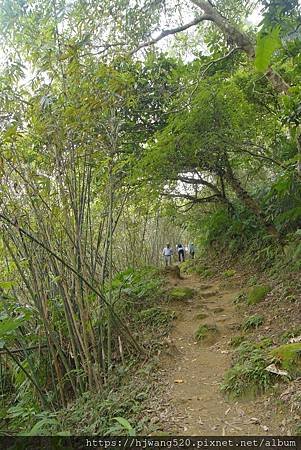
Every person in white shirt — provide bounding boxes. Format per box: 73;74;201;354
188;243;195;259
162;244;173;266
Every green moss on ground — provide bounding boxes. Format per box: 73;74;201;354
271;343;301;377
168;287;195;301
223;269;236;278
195;324;219;342
247;285;271;305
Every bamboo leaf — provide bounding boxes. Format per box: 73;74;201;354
255;27;281;72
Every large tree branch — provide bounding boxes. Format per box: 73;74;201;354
175;174;222;195
168;173;234;210
161;192;221;203
190;0;255;56
190;0;289;93
130;14;213;55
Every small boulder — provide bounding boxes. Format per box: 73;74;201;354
168;286;195;301
270;343;301;378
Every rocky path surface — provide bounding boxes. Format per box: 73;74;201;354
155;274;289;435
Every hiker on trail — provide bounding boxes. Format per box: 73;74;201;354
176;243;185;262
162;244;173;266
188;242;195;259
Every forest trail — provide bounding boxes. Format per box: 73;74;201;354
157;273;288;436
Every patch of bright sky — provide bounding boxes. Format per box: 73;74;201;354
246;4;263;26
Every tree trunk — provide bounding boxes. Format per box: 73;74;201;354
223;163;280;239
190;0;289;94
191;0;255;57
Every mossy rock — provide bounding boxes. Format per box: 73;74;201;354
168;287;195;301
271;343;301;378
213;307;224;313
247;285;271;305
195;324;219;343
195;312;209;320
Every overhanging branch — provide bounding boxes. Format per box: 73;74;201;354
161;192;221;203
130;14;213;55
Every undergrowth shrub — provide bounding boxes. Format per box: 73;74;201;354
230;335;246;348
136;308;175;328
242;314;264;331
58;362;156;435
221;341;273;398
110;267;163;302
281;327;301;343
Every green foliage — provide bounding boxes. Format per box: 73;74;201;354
255;26;281;72
247;285;271;305
0;0;300;435
200;269;214;278
194;206;266;256
180;259;199;274
106;417;135;436
22;414;60;436
242;314;264;331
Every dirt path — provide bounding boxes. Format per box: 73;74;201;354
156;274;289;435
